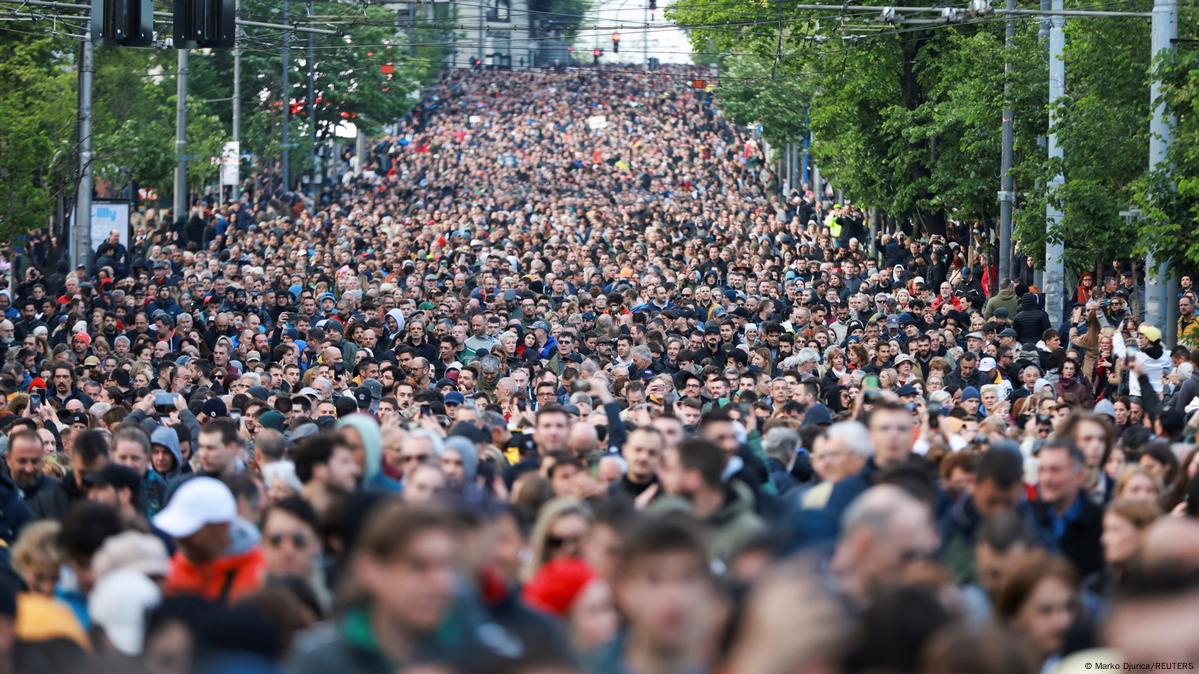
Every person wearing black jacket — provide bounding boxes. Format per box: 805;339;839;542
29;429;109;522
1032;440;1104;580
1013;292;1052;346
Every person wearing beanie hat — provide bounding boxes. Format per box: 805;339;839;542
258;410;287;433
522;558;617;652
959;386;981;418
201;397;229;420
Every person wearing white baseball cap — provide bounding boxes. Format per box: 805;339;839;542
152;477;267;603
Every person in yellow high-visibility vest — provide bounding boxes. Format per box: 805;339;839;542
825;204;842;240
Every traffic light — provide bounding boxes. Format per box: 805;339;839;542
173;0;236;49
648;0;656;9
592;48;601;64
612;31;620;52
91;0;154;47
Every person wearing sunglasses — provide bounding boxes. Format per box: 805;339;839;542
261;495;329;612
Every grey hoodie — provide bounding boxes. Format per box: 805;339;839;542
150;426;183;475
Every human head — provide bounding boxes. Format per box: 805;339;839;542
151;477;237;565
613;515;714;657
866;401;914;470
995;551;1078;661
351;502;461;635
196;418;241;475
261;496;321;579
1035;441;1085;513
830;485;938;604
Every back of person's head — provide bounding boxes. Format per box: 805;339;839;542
846;583;952;674
255;429;286;462
58;501;125;567
675;438;727;489
918;623;1037;674
291;433;337;484
977;447;1024;489
74;428;110;466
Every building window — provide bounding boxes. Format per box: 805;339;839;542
487;0;510;22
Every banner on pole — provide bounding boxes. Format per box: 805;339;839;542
220;141;240;187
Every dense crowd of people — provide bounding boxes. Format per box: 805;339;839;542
0;64;1198;674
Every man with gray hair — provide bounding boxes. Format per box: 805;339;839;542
763;426;802;497
829;484;939;605
802;420;870;510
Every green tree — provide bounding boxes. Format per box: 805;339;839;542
187;0;448;182
669;0;1166;272
1139;21;1199;269
0;33;77;237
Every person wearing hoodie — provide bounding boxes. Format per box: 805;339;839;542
1113;323;1172;399
150;426;185;476
1012;292;1052;346
983;280;1020;320
654;437;766;564
152;477;267;604
334;414;401;492
384;308;406;344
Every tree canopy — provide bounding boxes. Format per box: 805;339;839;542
668;0;1197;272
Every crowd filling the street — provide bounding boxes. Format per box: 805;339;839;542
1;65;1199;674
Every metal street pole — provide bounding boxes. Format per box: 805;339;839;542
642;2;648;65
1044;0;1066;323
998;0;1015;286
73;37;94;271
477;0;484;65
307;0;317;194
282;0;290;194
173;48;189;226
1146;0;1177;340
232;0;241;201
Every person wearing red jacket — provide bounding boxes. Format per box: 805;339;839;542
152;476;267;603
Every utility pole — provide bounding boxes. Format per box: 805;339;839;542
1044;0;1065;323
73;37;94;272
232;0;241;201
1146;0;1177;340
477;0;484;66
642;2;648;65
307;0;317;194
173;48;189;227
997;0;1015;286
281;0;290;194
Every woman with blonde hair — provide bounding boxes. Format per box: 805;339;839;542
1113;465;1163;503
11;520;63;596
523;497;593;581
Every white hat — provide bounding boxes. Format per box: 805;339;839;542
978;357;997;372
89;569;161;656
152;477;236;538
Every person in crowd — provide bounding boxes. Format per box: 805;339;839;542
152;477;267;603
0;64;1196;674
996;552;1080;674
